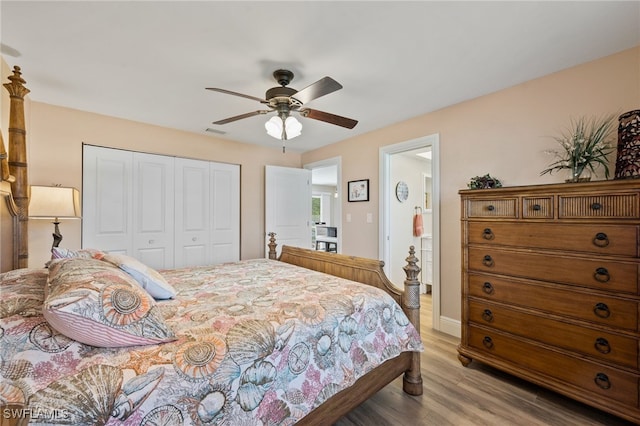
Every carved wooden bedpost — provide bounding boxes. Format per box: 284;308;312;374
402;245;423;395
267;232;278;260
0;131;14;182
4;66;30;268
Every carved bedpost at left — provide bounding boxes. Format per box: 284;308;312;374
4;66;30;268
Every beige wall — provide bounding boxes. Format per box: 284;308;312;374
302;46;640;324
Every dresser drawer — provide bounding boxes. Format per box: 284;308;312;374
468;274;639;330
469;301;638;368
522;196;554;219
468;247;639;294
468;222;638;257
468;325;639;406
465;198;517;218
559;193;639;218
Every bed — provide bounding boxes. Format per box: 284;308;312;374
0;66;423;425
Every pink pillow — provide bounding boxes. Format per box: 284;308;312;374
44;258;175;348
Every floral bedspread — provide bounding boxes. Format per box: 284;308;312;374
0;259;423;425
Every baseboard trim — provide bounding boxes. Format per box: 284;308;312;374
439;316;461;338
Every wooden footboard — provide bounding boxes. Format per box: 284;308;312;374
267;233;423;422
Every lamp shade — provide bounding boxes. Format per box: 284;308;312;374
265;116;283;139
29;185;81;219
265;116;302;140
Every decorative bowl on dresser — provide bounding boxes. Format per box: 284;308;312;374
459;180;640;423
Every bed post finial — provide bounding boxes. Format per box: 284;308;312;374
267;232;278;260
4;65;30;268
402;245;423;395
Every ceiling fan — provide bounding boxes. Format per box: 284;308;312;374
207;69;358;143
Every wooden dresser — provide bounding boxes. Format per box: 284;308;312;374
458;180;640;423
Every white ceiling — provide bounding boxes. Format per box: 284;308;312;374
1;1;638;153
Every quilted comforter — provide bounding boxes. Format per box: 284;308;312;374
0;258;423;425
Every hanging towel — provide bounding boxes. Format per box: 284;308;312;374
413;212;424;237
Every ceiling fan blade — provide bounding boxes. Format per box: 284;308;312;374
213;110;269;125
206;87;267;103
300;109;358;129
292;77;342;105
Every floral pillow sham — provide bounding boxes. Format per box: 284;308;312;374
44;258;175;347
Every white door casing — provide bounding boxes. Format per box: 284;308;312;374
379;134;441;331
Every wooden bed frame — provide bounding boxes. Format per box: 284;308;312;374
0;67;423;424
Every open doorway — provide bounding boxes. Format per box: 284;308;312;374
380;134;440;330
304;157;342;253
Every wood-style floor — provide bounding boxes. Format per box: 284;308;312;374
335;294;636;426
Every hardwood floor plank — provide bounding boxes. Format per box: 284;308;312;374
334;295;636;425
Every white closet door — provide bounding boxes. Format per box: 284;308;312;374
84;146;240;269
211;162;240;263
82;146;133;254
132;153;175;269
174;158;211;267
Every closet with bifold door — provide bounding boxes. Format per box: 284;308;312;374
82;145;239;269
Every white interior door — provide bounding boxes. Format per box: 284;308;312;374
265;165;311;257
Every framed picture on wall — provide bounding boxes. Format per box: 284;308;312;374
348;179;369;202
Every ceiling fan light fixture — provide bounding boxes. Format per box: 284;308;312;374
285;116;302;138
265;116;302;140
265;116;282;139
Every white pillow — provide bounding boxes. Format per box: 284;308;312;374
101;253;176;300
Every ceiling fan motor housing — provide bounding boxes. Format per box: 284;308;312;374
265;86;297;101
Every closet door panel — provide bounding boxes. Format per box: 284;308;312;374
82;146;133;254
84;147;240;269
211;163;240;264
175;158;211;267
133;153;175;269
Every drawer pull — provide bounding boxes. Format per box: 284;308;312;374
592;232;610;248
591;202;602;211
482;336;494;349
482;309;494;322
482;282;494;294
594;267;610;283
594;337;611;354
593;302;611;318
482;255;494;267
482;228;494;240
594;373;611;390
486;205;495;211
532;204;541;211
